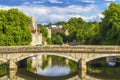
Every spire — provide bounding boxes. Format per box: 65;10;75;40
31;16;37;33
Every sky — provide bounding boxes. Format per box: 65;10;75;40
0;0;120;24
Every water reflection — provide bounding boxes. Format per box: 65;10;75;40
0;63;8;77
87;56;120;80
1;56;120;80
36;66;70;76
27;55;77;77
16;68;79;80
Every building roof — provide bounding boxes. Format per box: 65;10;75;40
52;28;66;33
30;26;41;33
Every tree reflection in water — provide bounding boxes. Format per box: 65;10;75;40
87;57;120;80
26;55;77;77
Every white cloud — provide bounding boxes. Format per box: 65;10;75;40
0;4;102;24
33;1;45;4
105;0;115;2
81;13;104;22
22;1;45;6
48;0;63;3
98;14;104;18
0;6;11;10
82;0;95;4
105;0;115;7
23;2;30;5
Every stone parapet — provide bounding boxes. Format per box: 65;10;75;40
0;45;120;53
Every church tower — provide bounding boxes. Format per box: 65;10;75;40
30;16;42;45
31;16;37;33
47;28;51;38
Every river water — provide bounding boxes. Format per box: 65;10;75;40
0;55;120;80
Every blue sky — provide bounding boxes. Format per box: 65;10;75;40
0;0;120;24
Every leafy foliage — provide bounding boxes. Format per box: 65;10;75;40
100;3;120;45
51;3;120;45
40;26;48;38
51;30;63;45
0;8;32;46
3;3;119;45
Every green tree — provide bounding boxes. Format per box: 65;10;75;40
40;26;48;38
100;3;120;45
0;8;32;46
57;32;67;43
52;35;63;45
66;17;88;44
46;37;52;44
51;30;63;45
85;22;100;45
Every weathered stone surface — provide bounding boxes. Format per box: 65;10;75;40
0;45;120;80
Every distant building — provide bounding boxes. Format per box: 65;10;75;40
30;16;42;46
49;25;62;28
30;18;69;45
51;28;69;36
48;25;69;35
47;27;52;38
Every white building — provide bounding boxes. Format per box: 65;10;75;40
49;25;62;28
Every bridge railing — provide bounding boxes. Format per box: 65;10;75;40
0;45;120;53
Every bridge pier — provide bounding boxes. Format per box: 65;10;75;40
9;60;17;70
78;58;86;79
8;59;17;79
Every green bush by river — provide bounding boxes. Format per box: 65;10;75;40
0;63;7;77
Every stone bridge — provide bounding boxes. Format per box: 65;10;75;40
0;45;120;79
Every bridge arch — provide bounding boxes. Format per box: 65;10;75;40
16;52;78;62
0;57;7;63
86;53;120;62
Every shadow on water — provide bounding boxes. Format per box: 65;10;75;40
87;57;120;80
15;55;120;80
16;68;78;80
16;54;80;80
87;73;120;80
